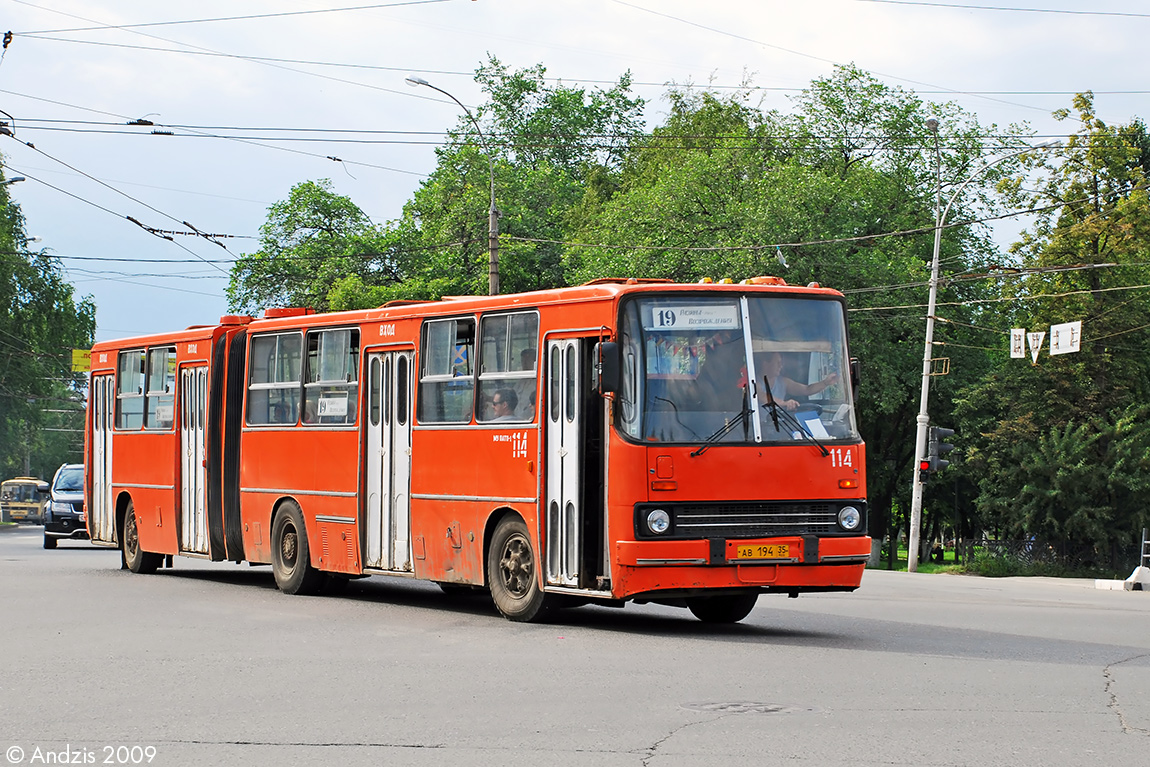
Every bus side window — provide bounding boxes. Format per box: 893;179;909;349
418;318;475;424
247;333;303;426
145;346;176;429
116;349;145;430
477;311;538;424
303;328;360;426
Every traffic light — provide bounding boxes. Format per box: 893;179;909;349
927;426;955;473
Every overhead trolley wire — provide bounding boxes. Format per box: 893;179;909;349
13;0;457;35
16;34;1150;98
857;0;1150;19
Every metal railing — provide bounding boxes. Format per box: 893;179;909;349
955;538;1141;574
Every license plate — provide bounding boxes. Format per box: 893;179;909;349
736;544;790;560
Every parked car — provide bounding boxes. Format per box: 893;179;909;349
43;464;87;549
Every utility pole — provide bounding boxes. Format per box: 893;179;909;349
908;117;943;573
907;123;1058;572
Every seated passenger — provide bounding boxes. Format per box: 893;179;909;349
491;388;519;421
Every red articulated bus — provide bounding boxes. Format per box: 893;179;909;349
85;277;869;623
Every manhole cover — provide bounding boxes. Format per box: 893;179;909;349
681;702;817;715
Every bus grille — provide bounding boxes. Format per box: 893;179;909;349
675;503;837;537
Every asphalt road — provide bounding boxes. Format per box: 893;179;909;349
1;524;1147;767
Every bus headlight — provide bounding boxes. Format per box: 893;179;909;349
646;509;671;535
837;506;862;531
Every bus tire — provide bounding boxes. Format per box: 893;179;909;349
686;592;759;623
123;500;162;574
42;533;57;549
271;501;324;595
488;515;551;622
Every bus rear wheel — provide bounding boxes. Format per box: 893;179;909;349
686;592;759;623
488;516;550;622
122;500;162;574
271;502;324;595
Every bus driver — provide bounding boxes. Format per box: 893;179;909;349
761;351;837;412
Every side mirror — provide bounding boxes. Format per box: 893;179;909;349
849;358;860;403
37;482;50;494
593;341;620;394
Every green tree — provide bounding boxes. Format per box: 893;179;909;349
0;168;95;479
226;179;388;314
958;93;1150;553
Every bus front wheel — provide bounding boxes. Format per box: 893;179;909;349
488;516;550;622
686;592;759;623
271;502;324;595
122;500;162;574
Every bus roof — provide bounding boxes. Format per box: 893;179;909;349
90;276;845;352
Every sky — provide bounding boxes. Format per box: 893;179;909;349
0;0;1145;343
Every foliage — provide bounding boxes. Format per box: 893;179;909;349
955;93;1150;551
0;166;95;478
226;179;385;313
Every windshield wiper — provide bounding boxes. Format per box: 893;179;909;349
762;379;829;456
691;388;751;457
768;404;831;457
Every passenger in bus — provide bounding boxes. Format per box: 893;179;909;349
520;348;536;371
491;388;519;421
760;351;837;412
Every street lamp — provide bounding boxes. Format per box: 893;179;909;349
2;176;25;185
405;75;500;295
906;123;1058;572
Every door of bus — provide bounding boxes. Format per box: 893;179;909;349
89;374;116;544
364;351;414;571
545;339;584;587
179;366;209;555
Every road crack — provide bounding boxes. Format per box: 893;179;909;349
1104;653;1150;735
641;717;723;767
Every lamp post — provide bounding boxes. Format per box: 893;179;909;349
405;75;499;295
906;123;1058;572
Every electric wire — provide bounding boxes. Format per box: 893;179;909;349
610;0;1051;114
857;0;1150;19
1;163;232;272
14;1;456;35
14;33;1150;99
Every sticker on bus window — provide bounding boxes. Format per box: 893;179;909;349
644;305;739;331
317;395;349;417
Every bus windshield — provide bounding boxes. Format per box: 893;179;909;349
617;294;859;445
1;481;39;502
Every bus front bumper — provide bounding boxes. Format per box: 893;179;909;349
611;535;871;597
